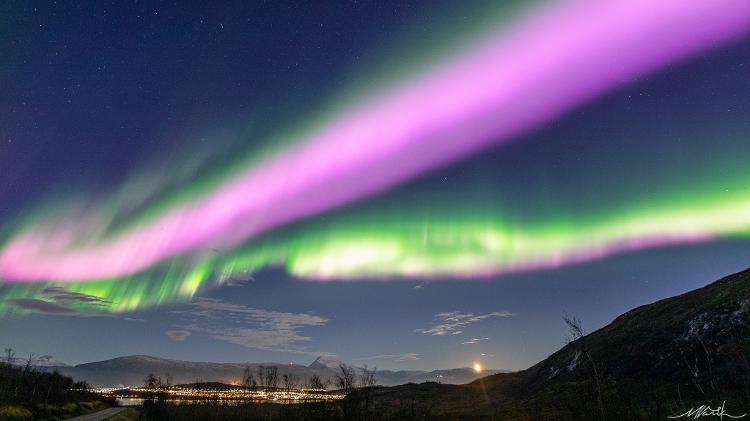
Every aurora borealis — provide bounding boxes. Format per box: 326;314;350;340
1;0;750;323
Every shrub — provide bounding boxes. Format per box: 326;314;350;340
0;405;33;421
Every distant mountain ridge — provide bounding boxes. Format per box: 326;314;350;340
45;354;506;387
308;355;347;370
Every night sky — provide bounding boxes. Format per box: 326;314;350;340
1;1;749;371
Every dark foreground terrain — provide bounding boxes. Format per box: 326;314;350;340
137;400;338;421
0;363;115;420
136;268;750;420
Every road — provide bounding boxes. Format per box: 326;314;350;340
64;407;128;421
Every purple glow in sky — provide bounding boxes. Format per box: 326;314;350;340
2;0;749;282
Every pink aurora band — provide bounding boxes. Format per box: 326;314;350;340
2;0;750;282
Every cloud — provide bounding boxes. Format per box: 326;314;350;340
182;298;327;329
174;298;328;353
41;287;111;306
203;328;309;349
397;352;421;362
354;352;421;362
416;311;513;336
6;298;80;315
461;337;489;345
4;287;118;317
165;330;191;341
219;272;255;287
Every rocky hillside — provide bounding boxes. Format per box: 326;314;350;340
348;268;750;420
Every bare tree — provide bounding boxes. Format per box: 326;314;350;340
164;373;173;388
144;373;159;389
359;364;378;388
257;366;266;390
358;363;379;413
24;353;35;372
266;366;279;389
564;313;604;420
4;347;14;366
335;363;356;395
282;373;300;391
307;374;328;391
242;364;257;388
563;314;584;344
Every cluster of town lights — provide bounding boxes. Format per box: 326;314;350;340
97;386;344;403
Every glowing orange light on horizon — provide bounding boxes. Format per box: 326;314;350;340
473;362;482;373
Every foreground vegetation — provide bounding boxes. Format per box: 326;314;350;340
138;399;339;421
105;407;140;421
0;353;114;420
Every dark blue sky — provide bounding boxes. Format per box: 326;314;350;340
0;0;482;213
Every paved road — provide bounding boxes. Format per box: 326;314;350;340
64;407;128;421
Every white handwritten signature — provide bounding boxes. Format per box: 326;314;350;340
668;401;747;420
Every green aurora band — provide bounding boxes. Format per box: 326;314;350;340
2;126;750;315
1;0;749;315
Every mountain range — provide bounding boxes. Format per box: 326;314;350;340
38;354;505;388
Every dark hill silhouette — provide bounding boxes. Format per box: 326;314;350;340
347;268;750;420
